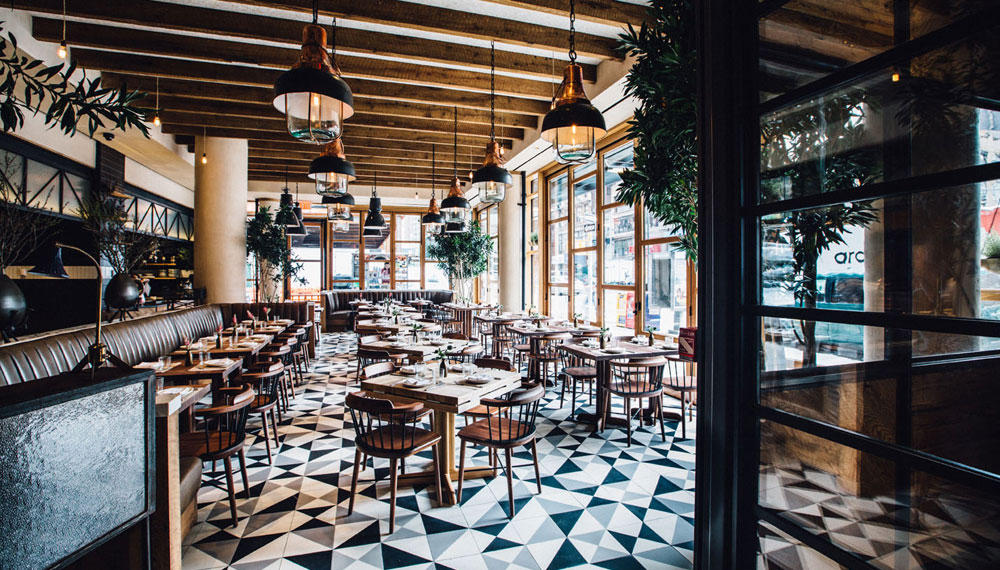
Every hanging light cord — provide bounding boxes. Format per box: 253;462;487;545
61;0;66;42
155;77;159;111
312;0;319;24
431;144;436;197
453;106;458;178
489;41;496;142
568;0;577;64
330;17;337;67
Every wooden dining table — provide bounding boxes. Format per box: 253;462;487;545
508;322;600;379
360;338;477;363
154;357;243;400
559;340;681;430
360;368;523;504
440;302;490;337
356;319;442;335
169;334;272;361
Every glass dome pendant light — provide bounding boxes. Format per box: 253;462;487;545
441;107;471;233
323;192;354;232
421;144;446;229
472;41;512;204
540;0;606;164
309;139;355;196
273;3;354;143
286;182;308;236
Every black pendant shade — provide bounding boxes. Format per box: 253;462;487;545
28;246;70;279
321;192;355;205
275;190;298;227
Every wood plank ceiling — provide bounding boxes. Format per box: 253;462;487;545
20;0;645;190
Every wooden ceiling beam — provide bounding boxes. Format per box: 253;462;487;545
161;123;510;150
158;110;519;141
249;151;464;173
94;64;550;116
250;173;439;189
249;169;452;186
245;138;480;160
37;21;557;99
23;0;589;79
476;0;647;28
151;95;536;130
216;0;621;60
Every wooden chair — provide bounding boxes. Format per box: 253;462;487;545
180;386;254;527
473;357;515;372
457;382;545;516
603;357;669;446
344;392;444;533
558;343;597;418
241;362;284;464
664;356;697;439
528;332;571;386
257;344;293;416
443;332;483;363
355;346;409;383
491;320;519;359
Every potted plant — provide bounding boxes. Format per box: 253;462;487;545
0;154;59;339
983;232;1000;274
529;232;539;248
410;322;424;344
435;346;451;378
78;186;159;311
246;205;305;303
645;326;657;346
425;220;494;304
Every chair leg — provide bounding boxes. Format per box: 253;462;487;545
261;412;273;464
361;453;368;471
400;457;406;475
270;409;280;448
680;393;687;440
625;397;633;447
432;444;444;507
504;448;515;517
223;456;238;527
658;396;667;442
456;440;467;504
238;448;251;499
571;377;578;418
559;373;566;406
348;448;361;516
530;439;542;495
388;457;398;533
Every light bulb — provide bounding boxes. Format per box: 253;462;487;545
201;153;207;165
153;115;161;126
57;41;67;59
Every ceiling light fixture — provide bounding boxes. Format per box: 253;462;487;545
472;41;512;204
153;77;161;126
273;4;353;143
200;125;208;164
286;182;307;236
57;0;67;59
309;139;355;196
441;107;470;233
362;172;385;236
323;192;354;232
541;0;606;164
422;144;445;229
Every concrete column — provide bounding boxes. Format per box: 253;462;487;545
498;176;524;310
193;136;248;303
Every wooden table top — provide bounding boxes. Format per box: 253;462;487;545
154;357;243;378
170;335;272;358
474;313;528;323
441;303;490;312
508;323;600;336
360;369;522;413
361;339;476;359
559;341;679;361
155;383;210;417
357;320;442;334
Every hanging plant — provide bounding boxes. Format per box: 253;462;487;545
0;25;150;136
615;0;698;262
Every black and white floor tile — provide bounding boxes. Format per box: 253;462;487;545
181;333;698;570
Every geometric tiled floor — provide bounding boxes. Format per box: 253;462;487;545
182;333;697;569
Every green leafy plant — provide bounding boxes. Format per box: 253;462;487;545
425;220;494;300
984;232;1000;259
616;0;698;262
78;185;159;274
0;25;150;137
246;205;304;302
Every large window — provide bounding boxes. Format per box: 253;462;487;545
475;205;500;305
288;223;323;302
537;138;691;335
392;214;421;289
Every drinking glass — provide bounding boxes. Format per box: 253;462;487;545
198;350;206;365
461;362;475;377
157;355;171;370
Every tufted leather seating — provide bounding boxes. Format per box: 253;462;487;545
0;302;315;386
321;289;454;332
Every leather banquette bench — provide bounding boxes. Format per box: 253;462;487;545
321;289;453;332
0;301;314;541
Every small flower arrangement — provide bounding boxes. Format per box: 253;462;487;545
263;306;271;322
599;326;610;349
572;312;583;327
645;326;657;346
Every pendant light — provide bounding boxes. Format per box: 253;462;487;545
286;183;307;236
152;77;161;126
362;173;385;236
57;0;67;59
421;144;445;229
541;0;606;164
273;5;354;143
275;168;299;227
472;42;512;204
200;125;208;165
309;139;355;195
323;193;354;232
441;107;470;233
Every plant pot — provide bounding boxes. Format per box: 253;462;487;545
982;258;1000;275
0;274;27;332
105;273;140;309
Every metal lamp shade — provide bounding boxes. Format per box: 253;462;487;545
362;226;383;237
309;144;356;196
104;273;141;310
422;211;445;227
445;220;467;233
472;164;512;203
321;192;355;206
541;63;607;164
28;246;70;279
272;24;354;144
275;192;298;226
363;196;385;229
440;194;471;211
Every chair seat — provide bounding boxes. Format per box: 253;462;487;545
514;344;530;352
458;417;536;448
665;376;697;391
357;425;440;456
250;394;278;411
449;345;484;357
564;366;597;378
462;403;499;419
179;430;244;460
607;381;663;399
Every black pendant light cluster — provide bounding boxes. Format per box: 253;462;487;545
421;144;445;229
275;169;306;236
541;0;606;164
471;42;512;204
441;107;472;233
